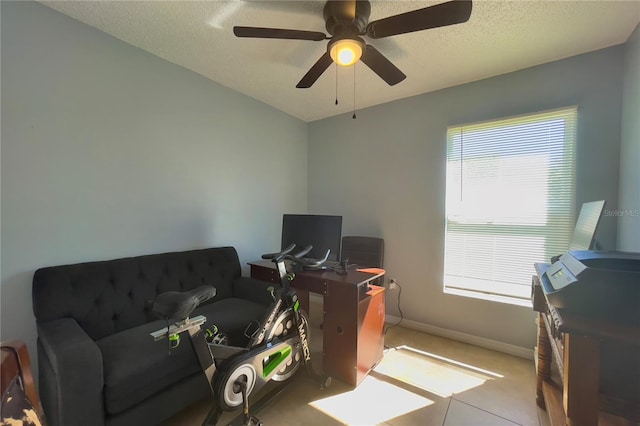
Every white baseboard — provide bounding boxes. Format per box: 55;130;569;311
385;314;534;360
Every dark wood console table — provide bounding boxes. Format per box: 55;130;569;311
249;260;386;387
532;263;640;426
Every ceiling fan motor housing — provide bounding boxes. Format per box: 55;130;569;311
324;0;371;37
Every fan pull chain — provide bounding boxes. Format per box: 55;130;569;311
352;64;357;119
335;63;339;105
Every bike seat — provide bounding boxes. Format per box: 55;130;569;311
152;285;216;321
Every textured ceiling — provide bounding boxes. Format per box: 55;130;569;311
40;1;639;122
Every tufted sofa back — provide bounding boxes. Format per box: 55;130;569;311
33;247;242;341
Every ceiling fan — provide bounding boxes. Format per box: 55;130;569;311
233;0;473;89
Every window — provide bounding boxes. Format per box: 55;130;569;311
444;107;577;306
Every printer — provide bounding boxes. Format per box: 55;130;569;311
541;250;640;319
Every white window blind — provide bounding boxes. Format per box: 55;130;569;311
444;107;577;305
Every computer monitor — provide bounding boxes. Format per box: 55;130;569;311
568;200;606;250
281;214;342;262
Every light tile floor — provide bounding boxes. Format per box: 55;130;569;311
163;317;546;426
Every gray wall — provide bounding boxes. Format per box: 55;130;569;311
618;24;640;251
1;1;307;358
308;46;625;350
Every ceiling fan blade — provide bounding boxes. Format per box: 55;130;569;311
366;0;472;39
233;26;326;41
296;52;334;88
360;45;406;86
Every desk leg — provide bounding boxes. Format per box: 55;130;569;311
536;313;552;409
322;282;358;386
563;333;600;426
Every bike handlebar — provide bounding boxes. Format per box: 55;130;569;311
261;244;330;268
291;245;312;258
286;248;330;267
261;243;296;259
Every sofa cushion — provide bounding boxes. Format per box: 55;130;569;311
97;320;198;415
97;297;269;415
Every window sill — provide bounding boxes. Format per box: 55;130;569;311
444;287;533;308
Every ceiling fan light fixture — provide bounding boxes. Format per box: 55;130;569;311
329;38;364;66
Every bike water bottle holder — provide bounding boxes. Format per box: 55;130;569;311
244;320;261;339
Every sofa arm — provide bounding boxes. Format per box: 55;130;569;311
233;277;278;306
37;318;104;426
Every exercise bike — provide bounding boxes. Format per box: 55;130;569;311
150;244;331;425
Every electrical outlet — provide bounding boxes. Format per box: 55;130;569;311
389;278;398;290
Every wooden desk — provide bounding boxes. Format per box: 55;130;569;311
532;263;640;426
249;260;386;387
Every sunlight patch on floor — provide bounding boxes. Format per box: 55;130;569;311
374;345;503;398
309;375;433;425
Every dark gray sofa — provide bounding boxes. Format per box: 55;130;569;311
32;247;274;426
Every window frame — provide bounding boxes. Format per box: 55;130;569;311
443;107;578;306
